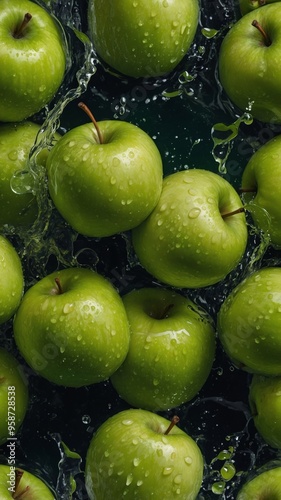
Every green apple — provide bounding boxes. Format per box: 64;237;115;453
88;0;199;78
132;169;247;289
236;465;281;499
0;235;24;325
249;374;281;448
0;348;28;446
0;0;66;123
85;408;204;500
0;465;55;499
0;121;60;228
217;267;281;375
13;267;130;387
239;0;280;16
219;4;281;123
110;287;216;411
241;134;281;248
47;108;163;237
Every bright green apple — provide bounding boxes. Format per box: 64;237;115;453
0;235;24;325
241;134;281;248
217;267;281;375
219;4;281;123
85;408;204;500
236;465;281;499
47;112;163;237
0;465;56;499
110;287;216;411
0;121;60;228
13;267;130;387
239;0;280;16
249;374;281;448
88;0;199;78
0;0;66;123
132;169;247;288
0;348;28;446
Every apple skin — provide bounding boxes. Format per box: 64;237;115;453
87;0;199;78
219;4;281;123
236;465;281;499
249;374;281;449
110;287;216;411
0;235;24;325
0;121;60;228
132;169;247;289
0;348;28;446
217;267;281;375
47;120;163;237
241;135;281;248
13;267;130;387
85;408;204;500
0;465;56;499
0;0;66;123
239;0;280;16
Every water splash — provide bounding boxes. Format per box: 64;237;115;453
51;434;83;500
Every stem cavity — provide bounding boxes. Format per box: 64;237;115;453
14;13;32;39
55;277;63;295
78;102;103;144
252;19;271;47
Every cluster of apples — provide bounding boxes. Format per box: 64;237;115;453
1;0;281;498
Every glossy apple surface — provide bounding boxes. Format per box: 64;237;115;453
249;374;281;448
239;0;280;16
47;119;163;237
0;348;28;445
241;135;281;248
13;267;130;387
132;169;247;288
0;0;66;122
0;121;60;228
0;235;24;325
217;267;281;375
88;0;199;78
85;408;204;500
219;4;281;123
0;465;55;499
111;287;216;411
237;466;281;499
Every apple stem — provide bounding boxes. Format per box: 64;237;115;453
78;102;103;144
239;187;257;193
252;20;271;47
55;277;63;294
14;13;32;39
164;415;180;435
159;303;175;319
12;470;30;499
221;207;245;219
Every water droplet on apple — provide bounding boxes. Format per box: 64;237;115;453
59;346;65;353
126;473;133;486
162;466;173;476
50;318;57;324
68;141;75;148
157;219;163;226
137;480;143;487
132;438;138;445
63;303;74;314
133;457;140;467
77;334;82;341
153;378;159;386
83;153;90;162
188;207;201;219
8;150;19;161
173;474;182;484
122;419;133;426
184;456;193;465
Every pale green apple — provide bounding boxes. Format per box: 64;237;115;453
0;348;28;446
88;0;199;78
219;4;281;123
85;408;204;500
111;287;216;411
0;465;56;499
249;374;281;448
0;235;24;325
47;118;163;237
217;267;281;375
237;466;281;499
241;134;281;248
0;121;60;228
0;0;66;122
132;169;247;288
239;0;280;16
13;267;130;387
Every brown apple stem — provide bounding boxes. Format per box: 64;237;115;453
78;102;103;144
14;485;30;499
164;416;180;435
252;20;271;46
160;303;175;319
221;207;245;219
13;470;30;499
239;187;257;193
259;0;266;5
55;277;63;295
14;13;32;39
